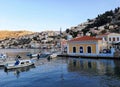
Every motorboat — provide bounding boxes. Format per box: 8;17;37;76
39;53;51;59
0;53;7;66
27;53;39;58
0;53;7;59
4;59;34;70
50;53;58;59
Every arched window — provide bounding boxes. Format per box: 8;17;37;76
87;46;91;53
80;46;83;53
109;37;111;41
73;47;76;53
113;37;115;41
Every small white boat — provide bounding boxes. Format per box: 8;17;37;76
5;59;34;70
0;53;7;59
32;54;38;57
50;53;57;59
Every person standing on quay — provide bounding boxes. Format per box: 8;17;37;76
37;52;41;59
37;54;39;60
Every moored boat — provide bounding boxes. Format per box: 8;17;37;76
0;53;7;59
50;53;57;59
27;53;40;58
4;59;34;70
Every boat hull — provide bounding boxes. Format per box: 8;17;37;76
5;63;34;70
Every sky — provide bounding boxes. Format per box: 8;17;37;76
0;0;120;32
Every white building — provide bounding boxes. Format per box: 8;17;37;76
97;33;120;49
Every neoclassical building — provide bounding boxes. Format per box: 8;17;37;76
67;36;106;56
97;33;120;49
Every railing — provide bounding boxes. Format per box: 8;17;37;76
68;53;114;57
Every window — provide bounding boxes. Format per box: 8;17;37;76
73;47;76;53
21;62;24;64
109;38;111;41
113;37;115;41
117;37;119;41
80;47;83;53
104;37;107;41
87;46;91;53
26;61;29;63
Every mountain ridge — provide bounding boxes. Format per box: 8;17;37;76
0;30;34;39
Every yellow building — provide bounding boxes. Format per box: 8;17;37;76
67;36;105;56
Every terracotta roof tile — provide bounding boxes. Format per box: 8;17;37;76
69;36;102;42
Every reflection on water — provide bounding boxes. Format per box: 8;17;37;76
4;65;35;78
68;58;120;78
67;58;120;87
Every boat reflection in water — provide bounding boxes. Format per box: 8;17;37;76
68;58;120;78
4;65;35;78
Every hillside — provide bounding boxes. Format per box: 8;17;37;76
0;30;61;49
0;30;34;39
65;7;120;37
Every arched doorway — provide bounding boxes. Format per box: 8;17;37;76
80;47;83;53
73;47;76;53
87;46;91;53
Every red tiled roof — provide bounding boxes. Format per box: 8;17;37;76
69;36;102;42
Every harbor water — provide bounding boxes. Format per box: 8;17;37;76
0;49;120;87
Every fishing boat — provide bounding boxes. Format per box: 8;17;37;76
4;59;34;70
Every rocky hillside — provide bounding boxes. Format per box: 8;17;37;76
0;7;120;48
0;30;61;49
65;7;120;37
0;30;34;39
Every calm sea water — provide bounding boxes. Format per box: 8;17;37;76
0;49;120;87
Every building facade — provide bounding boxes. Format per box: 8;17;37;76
97;33;120;49
67;36;105;56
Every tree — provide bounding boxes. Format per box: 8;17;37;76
87;19;93;22
115;7;119;13
104;25;109;29
33;37;37;41
90;32;97;36
101;30;107;34
72;31;78;38
81;28;89;35
66;29;70;33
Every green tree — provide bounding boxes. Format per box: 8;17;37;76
101;30;107;34
66;29;70;33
